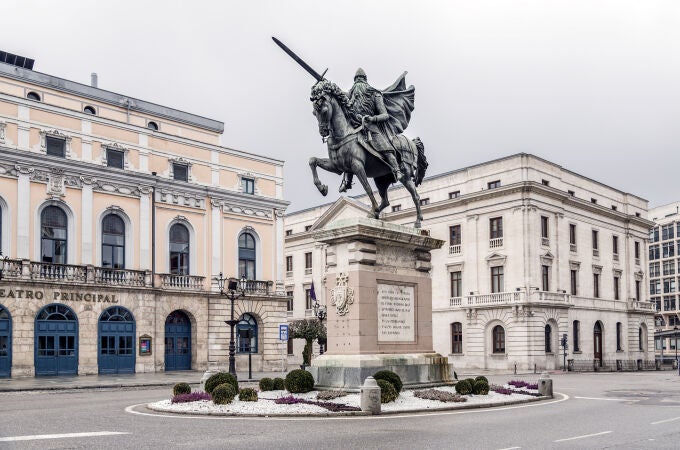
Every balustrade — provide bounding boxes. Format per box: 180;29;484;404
449;244;461;255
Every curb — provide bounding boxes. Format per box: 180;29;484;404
145;394;551;418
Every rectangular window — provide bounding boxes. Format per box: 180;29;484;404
490;217;503;239
650;279;660;295
304;225;312;232
305;288;313;310
491;266;504;293
450;271;462;298
449;191;460;199
286;256;293;272
634;241;640;259
569;224;577;245
650;245;660;260
635;280;641;301
662;224;675;241
487;180;501;189
106;148;124;169
573;321;580;352
664;242;675;258
541;216;549;239
650;227;659;243
241;177;255;194
593;273;600;298
304;252;312;269
611;205;617;211
568;190;575;196
664;277;676;293
286;291;294;312
391;205;401;212
285;229;292;236
542;265;549;291
663;260;675;276
173;163;188;182
420;198;430;206
612;235;619;255
663;295;676;311
541;179;550;186
449;225;461;246
616;323;622;351
451;322;463;354
650;262;660;277
287;337;294;355
45;135;66;157
591;198;597;204
614;276;620;300
570;270;578;295
592;230;599;250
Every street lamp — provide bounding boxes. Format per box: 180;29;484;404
312;299;327;355
216;272;247;378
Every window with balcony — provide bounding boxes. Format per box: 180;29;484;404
173;163;188;182
664;242;676;258
46;135;66;157
662;224;675;241
304;252;312;275
487;180;501;189
41;206;68;264
450;271;462;298
449;191;460;199
449;225;461;255
451;322;462;354
616;322;623;351
106;148;124;169
492;325;505;353
573;320;580;352
491;266;504;293
541;216;549;246
489;217;503;248
593;273;600;298
241;177;255;194
542;265;550;291
545;324;552;353
102;214;125;269
613;276;620;300
238;232;256;280
570;269;578;295
169;223;190;275
650;245;660;260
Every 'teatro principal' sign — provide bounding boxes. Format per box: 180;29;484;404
0;288;119;303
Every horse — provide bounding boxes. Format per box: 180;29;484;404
308;80;427;228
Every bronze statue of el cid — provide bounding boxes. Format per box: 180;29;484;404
273;37;428;227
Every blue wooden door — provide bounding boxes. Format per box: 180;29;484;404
98;307;135;374
35;304;78;376
165;311;191;371
0;305;11;378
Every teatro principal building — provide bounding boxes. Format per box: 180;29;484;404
0;53;289;378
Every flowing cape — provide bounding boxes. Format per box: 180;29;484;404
381;71;415;136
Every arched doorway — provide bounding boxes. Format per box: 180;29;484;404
165;311;191;371
98;306;135;374
593;321;603;367
35;304;78;376
0;305;11;378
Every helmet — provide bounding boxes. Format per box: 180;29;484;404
354;67;367;81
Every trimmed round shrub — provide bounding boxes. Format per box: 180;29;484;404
238;387;258;402
205;372;238;396
212;383;237;405
172;382;191;396
473;380;489;395
474;375;488;384
272;377;285;390
373;370;403;393
284;369;315;393
259;377;274;391
454;379;473;395
377;379;398;403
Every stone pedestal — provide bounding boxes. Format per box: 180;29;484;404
310;217;450;390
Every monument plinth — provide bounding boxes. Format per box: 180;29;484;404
310;217;450;390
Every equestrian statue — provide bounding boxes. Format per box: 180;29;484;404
273;37;428;227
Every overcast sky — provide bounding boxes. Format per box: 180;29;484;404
2;1;679;212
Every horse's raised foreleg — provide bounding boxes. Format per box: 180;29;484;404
309;157;341;197
351;162;380;217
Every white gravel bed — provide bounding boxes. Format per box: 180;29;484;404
148;386;541;416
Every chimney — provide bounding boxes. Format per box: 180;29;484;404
91;72;98;88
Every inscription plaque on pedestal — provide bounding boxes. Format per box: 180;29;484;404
377;283;415;342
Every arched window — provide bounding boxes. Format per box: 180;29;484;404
169;223;190;275
238;232;256;280
451;322;462;354
492;325;505;354
36;304;76;321
236;313;258;353
83;106;96;115
41;206;67;264
102;214;125;269
26;91;41;101
147;121;158;131
100;306;133;322
545;324;552;353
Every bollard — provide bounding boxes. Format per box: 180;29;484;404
360;376;381;414
538;372;553;398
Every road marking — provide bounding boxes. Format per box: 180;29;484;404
553;431;612;443
574;396;637;402
651;416;680;425
0;431;130;442
125;392;569;422
497;447;521;450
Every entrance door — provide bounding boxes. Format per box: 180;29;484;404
0;305;11;378
594;321;603;366
98;306;135;374
165;311;191;371
35;304;78;376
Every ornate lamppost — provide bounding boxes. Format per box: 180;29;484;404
312;299;327;355
216;272;246;378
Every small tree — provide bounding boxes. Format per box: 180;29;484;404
289;319;326;366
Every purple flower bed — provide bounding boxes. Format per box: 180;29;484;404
508;380;538;389
171;391;212;404
492;386;542;397
274;395;361;412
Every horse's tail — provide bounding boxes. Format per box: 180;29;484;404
413;137;428;186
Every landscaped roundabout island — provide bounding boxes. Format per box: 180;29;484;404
148;370;551;417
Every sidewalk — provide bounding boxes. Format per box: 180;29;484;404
0;370;288;392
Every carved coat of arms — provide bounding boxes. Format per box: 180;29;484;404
331;272;354;316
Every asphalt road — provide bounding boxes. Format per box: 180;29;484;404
2;371;680;449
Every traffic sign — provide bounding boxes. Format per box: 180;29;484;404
279;324;289;341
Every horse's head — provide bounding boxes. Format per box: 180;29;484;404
311;81;333;139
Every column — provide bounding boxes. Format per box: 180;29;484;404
81;120;92;161
15;166;33;259
80;176;95;264
211;199;221;281
139;187;151;269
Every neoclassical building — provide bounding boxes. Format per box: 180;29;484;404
0;54;289;378
284;154;655;371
